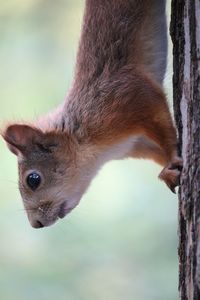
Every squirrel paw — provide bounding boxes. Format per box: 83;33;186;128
158;157;183;193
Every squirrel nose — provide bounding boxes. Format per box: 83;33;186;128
32;220;44;229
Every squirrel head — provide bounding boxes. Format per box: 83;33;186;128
2;124;91;228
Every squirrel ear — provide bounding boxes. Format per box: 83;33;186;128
2;124;44;156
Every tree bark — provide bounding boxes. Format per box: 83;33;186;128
170;1;200;299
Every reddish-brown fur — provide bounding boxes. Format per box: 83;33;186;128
1;0;182;228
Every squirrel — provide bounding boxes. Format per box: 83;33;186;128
2;0;182;228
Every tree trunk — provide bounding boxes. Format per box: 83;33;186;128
170;0;200;299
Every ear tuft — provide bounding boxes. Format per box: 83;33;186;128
2;124;43;156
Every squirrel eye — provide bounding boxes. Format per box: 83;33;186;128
26;172;41;191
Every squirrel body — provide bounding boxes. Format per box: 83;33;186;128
2;0;182;228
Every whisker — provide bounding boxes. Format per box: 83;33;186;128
16;208;36;213
3;186;20;191
0;178;18;183
55;222;69;234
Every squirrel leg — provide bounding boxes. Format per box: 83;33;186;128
158;157;182;193
126;134;182;193
119;70;183;192
141;101;182;193
127;136;168;166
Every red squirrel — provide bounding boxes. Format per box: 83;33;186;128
2;0;182;228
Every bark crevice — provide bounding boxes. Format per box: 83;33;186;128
171;1;200;299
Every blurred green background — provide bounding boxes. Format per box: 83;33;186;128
0;1;178;300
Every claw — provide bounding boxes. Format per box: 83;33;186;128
159;156;182;193
168;184;176;194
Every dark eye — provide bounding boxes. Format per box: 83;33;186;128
26;172;41;191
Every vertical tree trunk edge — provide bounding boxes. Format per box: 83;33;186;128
170;1;200;299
